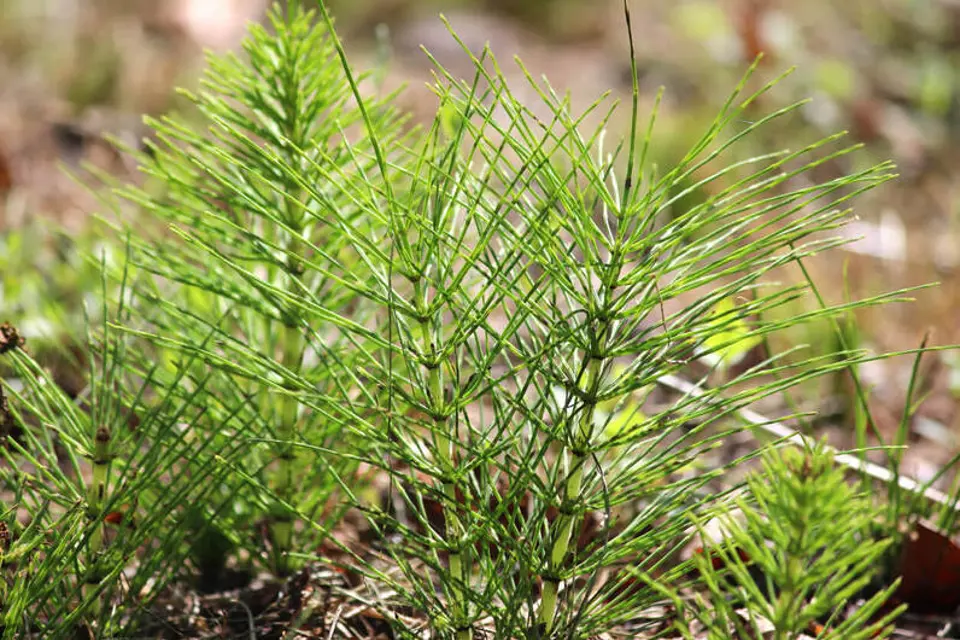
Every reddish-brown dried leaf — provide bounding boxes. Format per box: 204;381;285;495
104;508;136;529
892;519;960;614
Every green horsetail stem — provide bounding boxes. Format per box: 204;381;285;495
84;426;112;614
270;226;307;575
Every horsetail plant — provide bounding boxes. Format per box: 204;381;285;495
0;265;257;636
1;312;129;620
104;3;411;575
1;1;927;637
680;441;905;639
163;3;915;637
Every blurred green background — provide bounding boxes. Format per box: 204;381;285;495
3;0;960;474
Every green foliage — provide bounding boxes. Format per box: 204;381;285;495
103;2;412;575
0;273;249;637
0;2;938;638
236;4;903;638
680;441;904;639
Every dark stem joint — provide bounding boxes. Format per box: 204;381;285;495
587;347;607;361
431;411;448;423
564;386;590;404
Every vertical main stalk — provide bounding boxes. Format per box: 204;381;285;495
270;221;306;575
541;250;621;633
415;280;470;640
540;356;602;633
83;426;112;613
